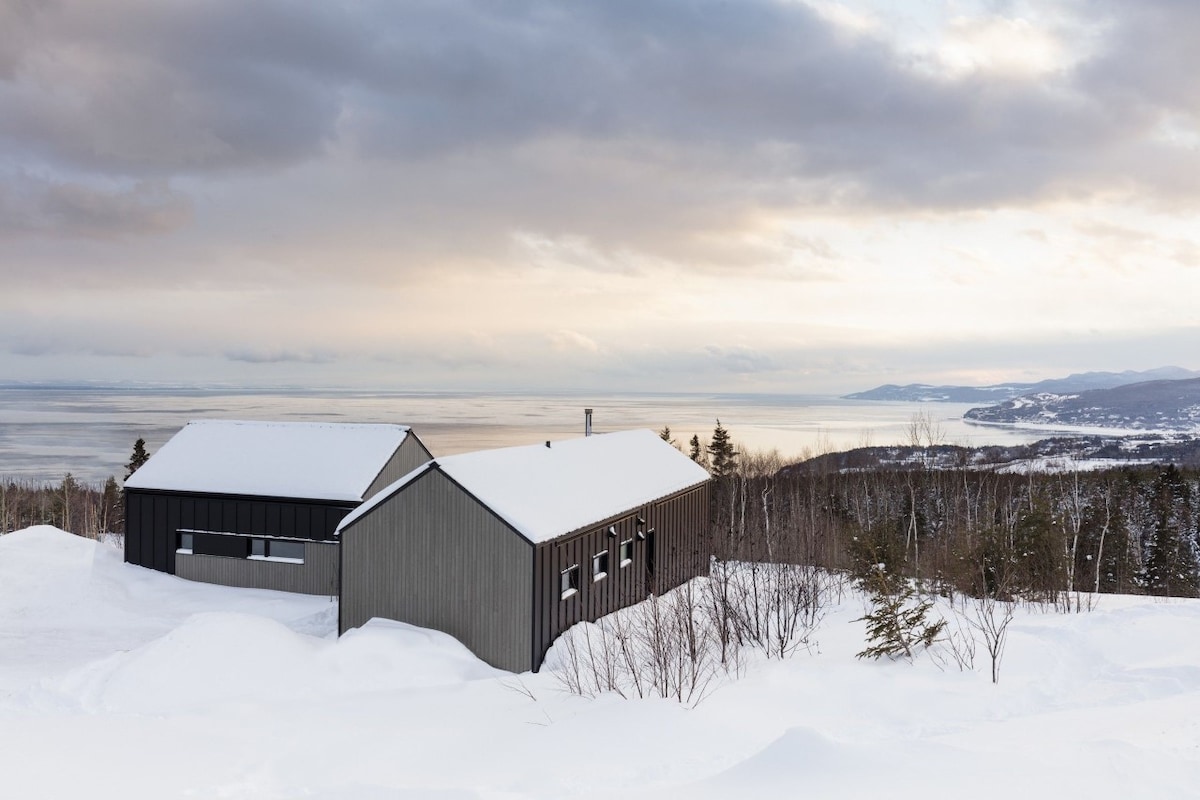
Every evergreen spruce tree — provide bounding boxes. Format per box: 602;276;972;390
706;419;737;477
688;434;707;466
658;426;679;449
1143;466;1199;597
124;438;150;481
855;565;945;661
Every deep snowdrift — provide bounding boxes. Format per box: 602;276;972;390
3;526;1200;799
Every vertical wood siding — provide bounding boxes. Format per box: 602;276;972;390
531;481;710;670
339;468;534;673
175;540;340;595
365;435;435;500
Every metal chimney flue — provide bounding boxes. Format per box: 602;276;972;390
584;408;593;437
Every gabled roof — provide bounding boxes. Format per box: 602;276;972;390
338;429;711;543
124;420;414;502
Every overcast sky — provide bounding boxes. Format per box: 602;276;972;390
3;0;1198;394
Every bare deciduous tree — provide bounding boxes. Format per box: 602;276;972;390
968;581;1016;684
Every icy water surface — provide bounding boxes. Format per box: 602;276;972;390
0;386;1049;484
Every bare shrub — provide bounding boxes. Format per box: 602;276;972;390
930;596;977;672
550;561;834;704
968;591;1015;684
706;560;830;660
1049;589;1098;614
549;583;719;705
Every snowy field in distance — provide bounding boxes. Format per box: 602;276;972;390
4;526;1200;798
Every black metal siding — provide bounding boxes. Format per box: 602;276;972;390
648;481;711;594
530;481;710;670
123;489;355;573
339;468;534;673
124;491;143;568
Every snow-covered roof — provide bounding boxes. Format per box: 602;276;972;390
124;420;413;502
339;429;711;543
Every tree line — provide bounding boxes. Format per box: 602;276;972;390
0;438;150;539
0;475;123;539
11;424;1200;605
705;443;1200;601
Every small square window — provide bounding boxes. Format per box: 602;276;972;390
560;565;580;599
619;539;633;567
177;532;194;554
592;550;609;581
250;538;267;558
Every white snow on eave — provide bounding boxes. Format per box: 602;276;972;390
124;420;412;502
437;430;710;544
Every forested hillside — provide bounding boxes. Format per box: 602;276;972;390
710;459;1200;599
965;378;1200;430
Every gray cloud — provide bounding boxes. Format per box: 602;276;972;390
0;175;193;239
224;348;338;365
6;1;1198;205
7;331;151;359
1081;0;1200;114
1;1;355;174
3;0;1200;394
0;1;37;80
701;345;779;375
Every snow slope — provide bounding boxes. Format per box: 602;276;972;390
4;526;1200;798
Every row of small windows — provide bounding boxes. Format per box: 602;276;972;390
251;538;305;562
560;538;636;600
177;531;305;564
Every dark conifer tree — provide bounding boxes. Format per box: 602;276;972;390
1143;466;1200;597
706;420;737;478
854;565;945;661
658;426;678;449
124;438;150;481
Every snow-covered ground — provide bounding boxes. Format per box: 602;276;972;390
994;456;1162;474
4;526;1200;799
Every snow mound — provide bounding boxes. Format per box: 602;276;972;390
0;525;99;612
685;724;1161;799
58;612;325;713
53;614;500;714
0;526;337;696
331;618;503;690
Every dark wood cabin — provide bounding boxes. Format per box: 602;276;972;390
337;429;711;673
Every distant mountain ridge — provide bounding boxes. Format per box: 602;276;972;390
964;377;1200;432
844;367;1200;403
